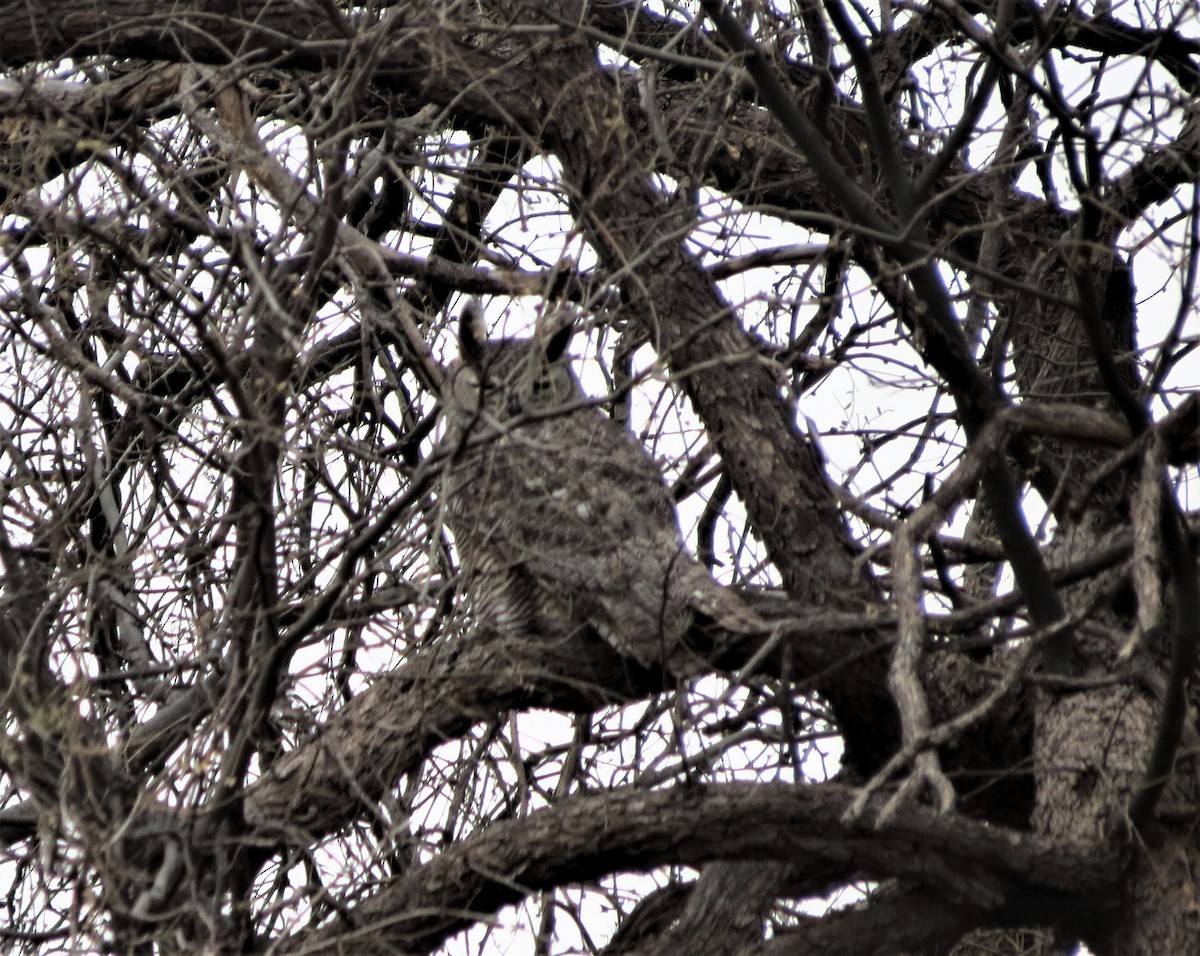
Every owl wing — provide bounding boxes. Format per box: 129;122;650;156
506;409;681;571
443;405;762;670
521;412;764;668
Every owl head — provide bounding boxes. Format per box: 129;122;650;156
445;302;581;421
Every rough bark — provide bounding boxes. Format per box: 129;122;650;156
0;2;1195;954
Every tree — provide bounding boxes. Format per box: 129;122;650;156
0;0;1196;952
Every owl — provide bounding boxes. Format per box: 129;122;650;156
438;303;764;675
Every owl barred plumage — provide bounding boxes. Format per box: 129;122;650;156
439;303;764;675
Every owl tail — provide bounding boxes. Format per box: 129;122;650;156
679;561;766;636
594;561;767;676
649;562;766;677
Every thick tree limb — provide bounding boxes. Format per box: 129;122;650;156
275;781;1116;955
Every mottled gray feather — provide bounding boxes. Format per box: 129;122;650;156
439;309;763;674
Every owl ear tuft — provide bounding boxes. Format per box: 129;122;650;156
545;321;573;362
459;301;488;365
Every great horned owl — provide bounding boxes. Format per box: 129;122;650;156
439;303;764;675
